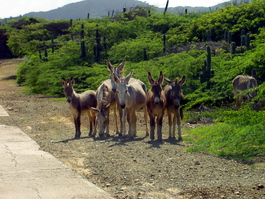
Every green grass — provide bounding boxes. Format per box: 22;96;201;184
185;108;265;161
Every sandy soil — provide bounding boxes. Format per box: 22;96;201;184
0;59;264;199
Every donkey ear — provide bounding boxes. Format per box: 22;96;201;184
125;71;133;84
158;71;164;85
117;60;126;71
178;75;186;86
164;77;172;85
106;60;113;72
147;72;154;85
69;77;75;86
62;78;67;87
91;107;99;113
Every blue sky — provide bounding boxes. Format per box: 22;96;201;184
1;0;228;18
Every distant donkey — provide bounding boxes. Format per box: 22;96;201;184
164;75;186;141
62;77;97;138
232;75;258;110
146;71;167;141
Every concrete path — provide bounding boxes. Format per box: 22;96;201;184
0;107;114;199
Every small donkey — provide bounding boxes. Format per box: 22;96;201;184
146;71;166;141
232;75;258;110
62;77;97;138
164;76;186;141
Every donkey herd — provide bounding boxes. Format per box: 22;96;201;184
62;60;258;141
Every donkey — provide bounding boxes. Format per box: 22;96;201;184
146;71;167;141
94;60;126;136
164;76;186;141
112;71;149;138
232;75;258;110
62;77;97;138
91;84;111;137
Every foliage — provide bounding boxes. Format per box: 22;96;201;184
185;107;265;160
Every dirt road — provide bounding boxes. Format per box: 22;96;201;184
0;59;264;198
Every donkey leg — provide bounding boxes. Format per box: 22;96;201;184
132;111;137;138
143;106;149;136
87;111;93;137
149;116;155;140
157;115;163;141
177;108;182;141
114;103;120;134
120;109;126;137
172;113;177;140
88;110;96;137
106;110;110;137
167;109;173;139
74;115;81;138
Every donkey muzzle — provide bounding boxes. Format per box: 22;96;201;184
67;97;72;103
173;99;180;108
154;97;160;104
120;104;126;109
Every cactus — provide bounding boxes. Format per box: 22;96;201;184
200;46;213;89
207;29;212;41
43;45;48;61
241;29;245;37
164;0;169;15
241;35;246;46
228;31;232;44
80;41;86;58
80;24;84;39
163;34;166;53
246;33;250;50
143;48;147;60
51;36;55;53
231;42;236;54
95;25;101;62
224;30;228;42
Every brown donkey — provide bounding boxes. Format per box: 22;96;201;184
62;77;97;138
232;75;258;110
91;84;111;137
164;76;186;141
146;71;166;141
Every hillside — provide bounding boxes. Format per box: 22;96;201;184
23;0;151;20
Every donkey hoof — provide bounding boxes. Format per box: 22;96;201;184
99;134;104;138
178;137;183;141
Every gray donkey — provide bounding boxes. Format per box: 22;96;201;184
232;75;258;110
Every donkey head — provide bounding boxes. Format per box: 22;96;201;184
91;102;110;137
62;77;75;103
148;71;165;104
107;60;126;92
165;76;186;108
113;71;133;109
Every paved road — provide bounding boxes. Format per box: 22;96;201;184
0;106;114;199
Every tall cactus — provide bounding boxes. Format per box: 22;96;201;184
200;46;213;89
163;34;166;53
231;42;236;54
51;35;55;53
80;24;85;39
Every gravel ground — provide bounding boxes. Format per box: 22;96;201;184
0;59;264;199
